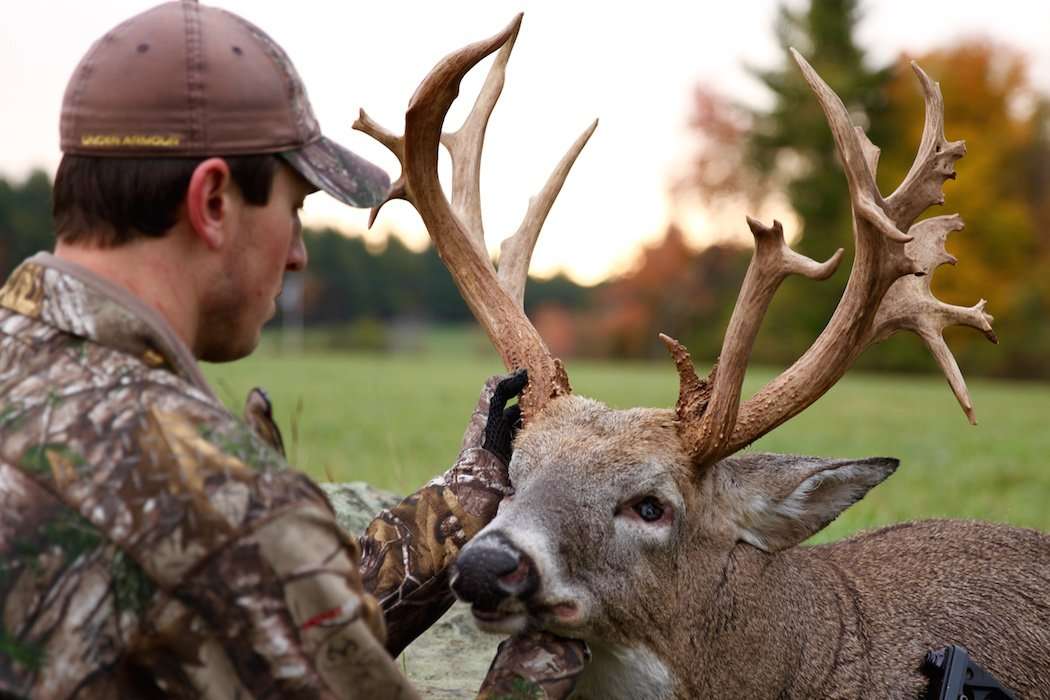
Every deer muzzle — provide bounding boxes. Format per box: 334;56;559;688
452;531;539;614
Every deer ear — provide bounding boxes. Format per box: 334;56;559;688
711;453;898;552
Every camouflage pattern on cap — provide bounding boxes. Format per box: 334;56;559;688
282;137;391;208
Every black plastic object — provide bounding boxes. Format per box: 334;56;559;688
923;644;1017;700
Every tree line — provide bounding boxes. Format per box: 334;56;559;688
0;172;592;328
595;0;1049;379
2;1;1046;378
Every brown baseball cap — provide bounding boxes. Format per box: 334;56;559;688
60;0;389;208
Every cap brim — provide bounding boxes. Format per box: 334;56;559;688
281;136;390;208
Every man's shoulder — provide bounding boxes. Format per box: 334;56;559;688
0;304;237;438
0;303;188;397
0;306;287;477
0;308;324;578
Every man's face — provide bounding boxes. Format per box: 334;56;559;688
197;161;311;361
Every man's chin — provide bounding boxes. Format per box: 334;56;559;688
196;330;261;363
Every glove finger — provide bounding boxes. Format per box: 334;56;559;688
490;368;528;413
503;404;522;436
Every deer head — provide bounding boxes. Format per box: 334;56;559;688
357;17;1029;699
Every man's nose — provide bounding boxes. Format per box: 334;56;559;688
451;531;539;610
286;232;307;272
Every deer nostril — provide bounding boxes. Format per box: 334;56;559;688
452;535;538;608
497;556;539;599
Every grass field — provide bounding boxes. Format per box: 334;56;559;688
203;339;1050;543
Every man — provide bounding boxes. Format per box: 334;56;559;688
0;1;585;697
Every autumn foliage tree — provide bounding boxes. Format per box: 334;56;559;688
579;226;746;360
662;1;1049;377
875;42;1050;376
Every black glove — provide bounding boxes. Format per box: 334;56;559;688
481;369;527;464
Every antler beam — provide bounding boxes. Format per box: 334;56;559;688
667;50;996;466
354;15;595;418
663;218;843;464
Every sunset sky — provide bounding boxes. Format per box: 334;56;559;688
3;1;1048;284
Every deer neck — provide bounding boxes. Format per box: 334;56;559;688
573;640;674;700
658;542;861;699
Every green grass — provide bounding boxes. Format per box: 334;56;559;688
202;344;1050;541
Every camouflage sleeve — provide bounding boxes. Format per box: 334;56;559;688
359;377;512;657
132;397;423;699
177;495;421;699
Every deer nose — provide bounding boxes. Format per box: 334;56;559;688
451;533;539;609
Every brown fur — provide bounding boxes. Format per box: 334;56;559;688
473;395;1050;699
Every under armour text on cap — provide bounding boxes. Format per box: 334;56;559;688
60;0;389;208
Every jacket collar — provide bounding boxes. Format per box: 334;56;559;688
0;252;217;400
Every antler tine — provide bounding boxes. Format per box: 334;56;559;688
790;49;913;246
867;214;997;424
353;14;578;418
884;62;967;228
667;218;843;465
439;18;522;264
698;52;994;459
499;119;599;308
354;109;407;228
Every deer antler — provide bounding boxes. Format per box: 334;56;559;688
665;51;996;466
353;15;596;418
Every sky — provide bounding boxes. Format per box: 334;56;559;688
3;1;1049;285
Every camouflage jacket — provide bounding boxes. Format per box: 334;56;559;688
0;253;518;699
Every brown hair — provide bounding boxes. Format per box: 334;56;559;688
52;154;279;247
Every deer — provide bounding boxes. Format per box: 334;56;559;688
354;15;1050;699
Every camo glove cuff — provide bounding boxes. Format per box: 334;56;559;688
477;631;591;700
444;369;527;525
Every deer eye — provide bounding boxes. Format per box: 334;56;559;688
633;497;664;522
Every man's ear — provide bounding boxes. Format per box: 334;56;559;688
710;453;898;552
186;157;235;250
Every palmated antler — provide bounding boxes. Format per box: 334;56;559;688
354;15;596;418
665;51;996;467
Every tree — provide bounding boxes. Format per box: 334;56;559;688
0;170;54;277
749;1;897;360
678;1;897;366
677;3;1050;378
582;225;747;360
874;41;1050;377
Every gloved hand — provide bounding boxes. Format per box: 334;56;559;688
478;631;591;699
481;369;526;464
441;369;527;525
359;369;529;656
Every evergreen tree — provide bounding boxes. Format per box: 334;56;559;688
0;170;54;276
743;0;897;363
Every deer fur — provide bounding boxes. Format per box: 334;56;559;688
465;395;1050;698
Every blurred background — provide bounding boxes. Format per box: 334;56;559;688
2;1;1047;535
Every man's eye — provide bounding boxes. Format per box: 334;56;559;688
633;497;664;522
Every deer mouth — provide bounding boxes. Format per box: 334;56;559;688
470;603;529;634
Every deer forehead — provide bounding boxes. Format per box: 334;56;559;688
513;396;690;485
